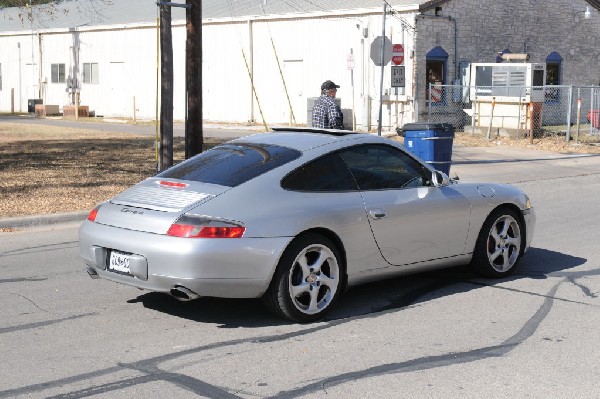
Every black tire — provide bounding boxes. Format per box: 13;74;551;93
471;207;524;278
262;233;344;322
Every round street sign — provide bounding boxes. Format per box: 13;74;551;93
392;43;404;65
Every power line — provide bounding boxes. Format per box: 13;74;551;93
383;0;416;34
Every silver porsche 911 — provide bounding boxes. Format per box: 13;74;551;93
79;128;535;322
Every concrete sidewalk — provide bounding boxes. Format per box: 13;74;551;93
0;211;89;229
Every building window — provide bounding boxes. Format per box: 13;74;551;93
51;63;66;83
426;46;448;104
83;63;99;84
545;52;562;102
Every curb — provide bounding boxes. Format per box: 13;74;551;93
0;211;88;229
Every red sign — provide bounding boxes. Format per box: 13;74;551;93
392;43;404;65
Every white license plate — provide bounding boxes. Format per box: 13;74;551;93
108;250;131;274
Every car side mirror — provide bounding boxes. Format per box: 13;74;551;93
432;170;450;187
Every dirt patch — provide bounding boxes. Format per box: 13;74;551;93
1;121;599;218
0;122;223;218
449;132;600;154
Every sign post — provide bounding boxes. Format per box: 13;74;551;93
348;50;356;130
376;3;387;135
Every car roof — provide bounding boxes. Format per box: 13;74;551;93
230;128;384;152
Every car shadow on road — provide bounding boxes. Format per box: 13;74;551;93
130;247;588;328
128;294;283;327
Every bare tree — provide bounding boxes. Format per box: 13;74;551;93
1;0;113;25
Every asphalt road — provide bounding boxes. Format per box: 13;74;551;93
1;131;600;398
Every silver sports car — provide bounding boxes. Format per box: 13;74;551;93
79;128;535;322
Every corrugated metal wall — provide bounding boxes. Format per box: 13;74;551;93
250;17;364;125
202;23;252;123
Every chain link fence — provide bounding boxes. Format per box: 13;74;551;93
424;85;600;142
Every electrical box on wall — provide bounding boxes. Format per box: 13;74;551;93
468;63;546;102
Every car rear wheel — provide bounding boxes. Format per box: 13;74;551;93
471;207;523;278
263;233;343;322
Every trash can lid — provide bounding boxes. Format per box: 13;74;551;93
400;123;453;131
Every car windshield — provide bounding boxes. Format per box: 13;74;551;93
157;142;301;187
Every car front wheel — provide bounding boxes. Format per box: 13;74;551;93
471;207;523;278
263;233;343;322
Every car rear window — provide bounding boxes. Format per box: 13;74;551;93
157;142;301;187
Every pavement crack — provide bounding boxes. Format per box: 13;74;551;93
567;276;598;298
0;291;54;313
0;241;78;257
0;313;96;335
467;279;599;307
0;277;47;284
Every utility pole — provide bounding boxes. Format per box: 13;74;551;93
159;2;173;171
377;2;387;136
186;0;203;158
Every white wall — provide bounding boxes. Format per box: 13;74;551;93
202;13;417;130
201;22;252;123
0;34;42;112
0;11;418;132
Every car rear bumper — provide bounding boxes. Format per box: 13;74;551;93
79;220;291;298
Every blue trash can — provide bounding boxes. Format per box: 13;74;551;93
399;123;454;175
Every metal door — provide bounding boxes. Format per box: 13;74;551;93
107;62;126;117
24;63;39;109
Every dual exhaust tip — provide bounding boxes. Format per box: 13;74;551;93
86;267;199;302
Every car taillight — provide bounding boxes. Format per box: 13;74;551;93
166;216;245;238
87;206;100;222
199;226;245;238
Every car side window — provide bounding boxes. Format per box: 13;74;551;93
339;144;430;190
281;153;359;192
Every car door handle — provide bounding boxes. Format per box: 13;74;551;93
369;209;387;219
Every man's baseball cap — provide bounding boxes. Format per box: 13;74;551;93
321;80;340;90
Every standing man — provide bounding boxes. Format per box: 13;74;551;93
312;80;344;129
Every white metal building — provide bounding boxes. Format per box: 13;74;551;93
0;0;598;131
